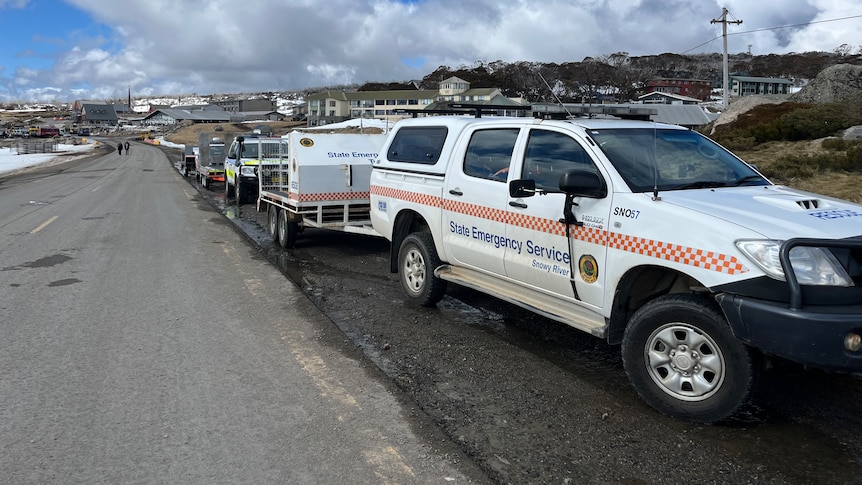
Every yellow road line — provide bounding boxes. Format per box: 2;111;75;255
31;215;58;234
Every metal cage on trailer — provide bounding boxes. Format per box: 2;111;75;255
256;131;388;248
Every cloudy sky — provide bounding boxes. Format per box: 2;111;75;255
1;0;860;103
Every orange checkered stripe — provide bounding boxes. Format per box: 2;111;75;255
608;233;747;274
289;191;370;203
371;185;748;275
371;185;444;208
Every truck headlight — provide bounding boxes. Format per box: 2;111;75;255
736;240;853;286
240;166;257;177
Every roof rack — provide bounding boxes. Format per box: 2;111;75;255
395;103;532;119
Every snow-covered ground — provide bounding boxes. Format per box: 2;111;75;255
0;118;391;176
0;141;97;175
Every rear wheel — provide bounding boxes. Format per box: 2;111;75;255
621;294;759;423
277;209;299;249
397;232;447;306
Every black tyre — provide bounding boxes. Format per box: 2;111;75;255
236;180;247;204
622;294;759;423
225;176;235;198
267;204;279;242
277;209;299;249
397;232;447;306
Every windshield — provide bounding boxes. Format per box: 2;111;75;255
589;128;769;193
209;146;225;167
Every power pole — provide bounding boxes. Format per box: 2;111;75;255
711;7;742;108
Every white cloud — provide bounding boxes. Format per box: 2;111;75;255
4;0;862;101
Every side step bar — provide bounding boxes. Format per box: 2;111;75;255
435;265;608;338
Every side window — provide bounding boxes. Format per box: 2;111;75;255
462;128;520;182
227;142;237;159
386;126;447;164
522;130;595;192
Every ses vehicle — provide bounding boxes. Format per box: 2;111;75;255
225;135;286;204
369;106;862;422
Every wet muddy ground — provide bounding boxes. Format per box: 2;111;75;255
175;153;862;484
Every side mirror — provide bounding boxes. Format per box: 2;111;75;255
559;168;607;198
509;179;536;198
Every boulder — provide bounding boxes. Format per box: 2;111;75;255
790;64;862;104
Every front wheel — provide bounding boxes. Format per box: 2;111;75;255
622;294;759;423
225;176;235;198
236;180;247;204
397;232;447;306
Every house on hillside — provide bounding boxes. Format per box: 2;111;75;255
638;92;702;105
730;75;792;97
240;110;285;121
80;103;118;127
306;76;528;125
141;106;283;126
646;77;712;100
173;104;224;111
114;104;133;115
71;99;118;127
142;108;234;126
209;98;276;113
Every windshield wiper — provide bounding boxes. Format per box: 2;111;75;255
730;174;765;186
671;180;729;190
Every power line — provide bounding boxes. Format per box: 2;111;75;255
682;13;862;55
731;14;862;36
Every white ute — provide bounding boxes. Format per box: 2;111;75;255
369;107;862;422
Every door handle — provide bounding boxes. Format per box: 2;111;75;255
509;201;527;208
449;189;463;196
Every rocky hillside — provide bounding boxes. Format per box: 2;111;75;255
790;64;862;103
711;63;862;134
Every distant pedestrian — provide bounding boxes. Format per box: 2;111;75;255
124;141;130;154
117;143;123;155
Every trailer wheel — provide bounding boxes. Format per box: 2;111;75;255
621;294;759;423
397;232;446;306
202;174;208;190
267;205;279;242
277;209;298;249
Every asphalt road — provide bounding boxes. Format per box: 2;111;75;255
0;141;486;484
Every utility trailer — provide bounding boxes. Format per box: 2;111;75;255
182;145;196;177
256;131;387;248
195;133;226;190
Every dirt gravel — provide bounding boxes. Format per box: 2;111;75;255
210;193;862;485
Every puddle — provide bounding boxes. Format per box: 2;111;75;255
47;278;81;287
438;297;507;331
3;253;73;271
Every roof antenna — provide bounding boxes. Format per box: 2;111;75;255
538;71;574;119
